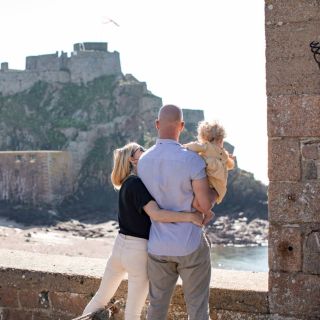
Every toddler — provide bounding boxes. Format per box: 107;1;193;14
184;120;235;209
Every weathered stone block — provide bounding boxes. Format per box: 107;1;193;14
303;229;320;275
0;287;19;308
268;138;301;181
211;309;270;320
30;310;53;320
268;95;320;137
269;224;302;272
266;57;320;96
301;141;320;160
170;285;186;310
268;181;320;223
265;21;320;61
1;308;33;320
0;268;100;294
211;310;306;320
18;289;50;309
269;271;320;317
302;160;318;180
265;0;320;24
210;289;269;314
50;291;90;316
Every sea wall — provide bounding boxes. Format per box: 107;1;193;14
0;151;73;205
0;249;273;320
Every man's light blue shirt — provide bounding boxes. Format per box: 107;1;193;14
137;139;206;256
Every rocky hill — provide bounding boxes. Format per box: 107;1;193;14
0;73;267;225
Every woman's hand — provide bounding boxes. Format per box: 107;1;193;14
188;211;204;227
202;209;215;225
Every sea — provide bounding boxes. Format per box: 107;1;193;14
210;245;268;272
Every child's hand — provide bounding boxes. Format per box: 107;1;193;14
229;154;236;160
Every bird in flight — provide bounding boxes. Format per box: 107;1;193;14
102;17;120;27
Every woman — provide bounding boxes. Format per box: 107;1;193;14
82;142;203;320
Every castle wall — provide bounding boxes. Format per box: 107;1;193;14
266;1;320;318
0;71;38;95
0;151;73;205
183;109;204;124
0;43;122;95
26;53;60;71
0;70;70;95
69;51;121;83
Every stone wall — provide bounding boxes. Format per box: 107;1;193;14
182;109;204;125
266;0;320;318
0;70;71;95
0;249;270;320
0;151;73;205
0;42;122;95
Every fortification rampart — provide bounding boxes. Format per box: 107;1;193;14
0;42;122;95
0;249;269;320
0;70;70;95
0;151;73;205
182;109;204;124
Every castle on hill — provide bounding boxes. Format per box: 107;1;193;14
0;42;122;95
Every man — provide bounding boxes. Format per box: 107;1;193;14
138;104;217;320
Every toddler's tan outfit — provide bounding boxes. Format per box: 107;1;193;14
185;141;235;203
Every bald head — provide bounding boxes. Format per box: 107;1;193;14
156;104;184;140
158;104;183;123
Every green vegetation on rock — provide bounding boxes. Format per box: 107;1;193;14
0;74;267;224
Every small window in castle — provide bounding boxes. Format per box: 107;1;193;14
15;155;22;163
29;154;36;163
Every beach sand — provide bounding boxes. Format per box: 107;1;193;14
0;217;119;259
0;216;268;259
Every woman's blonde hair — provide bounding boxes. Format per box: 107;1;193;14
111;142;141;190
197;120;226;143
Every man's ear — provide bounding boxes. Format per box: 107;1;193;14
180;121;185;132
155;119;160;130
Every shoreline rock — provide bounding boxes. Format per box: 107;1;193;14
206;216;268;246
52;216;269;247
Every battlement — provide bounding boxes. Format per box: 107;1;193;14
0;42;122;95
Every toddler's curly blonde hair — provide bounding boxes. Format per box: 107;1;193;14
197;120;226;143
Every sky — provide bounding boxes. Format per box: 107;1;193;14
0;0;268;184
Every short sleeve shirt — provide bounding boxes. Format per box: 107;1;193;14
137;139;207;256
118;175;154;240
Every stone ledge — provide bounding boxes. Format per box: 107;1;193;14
0;249;269;318
0;249;268;290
